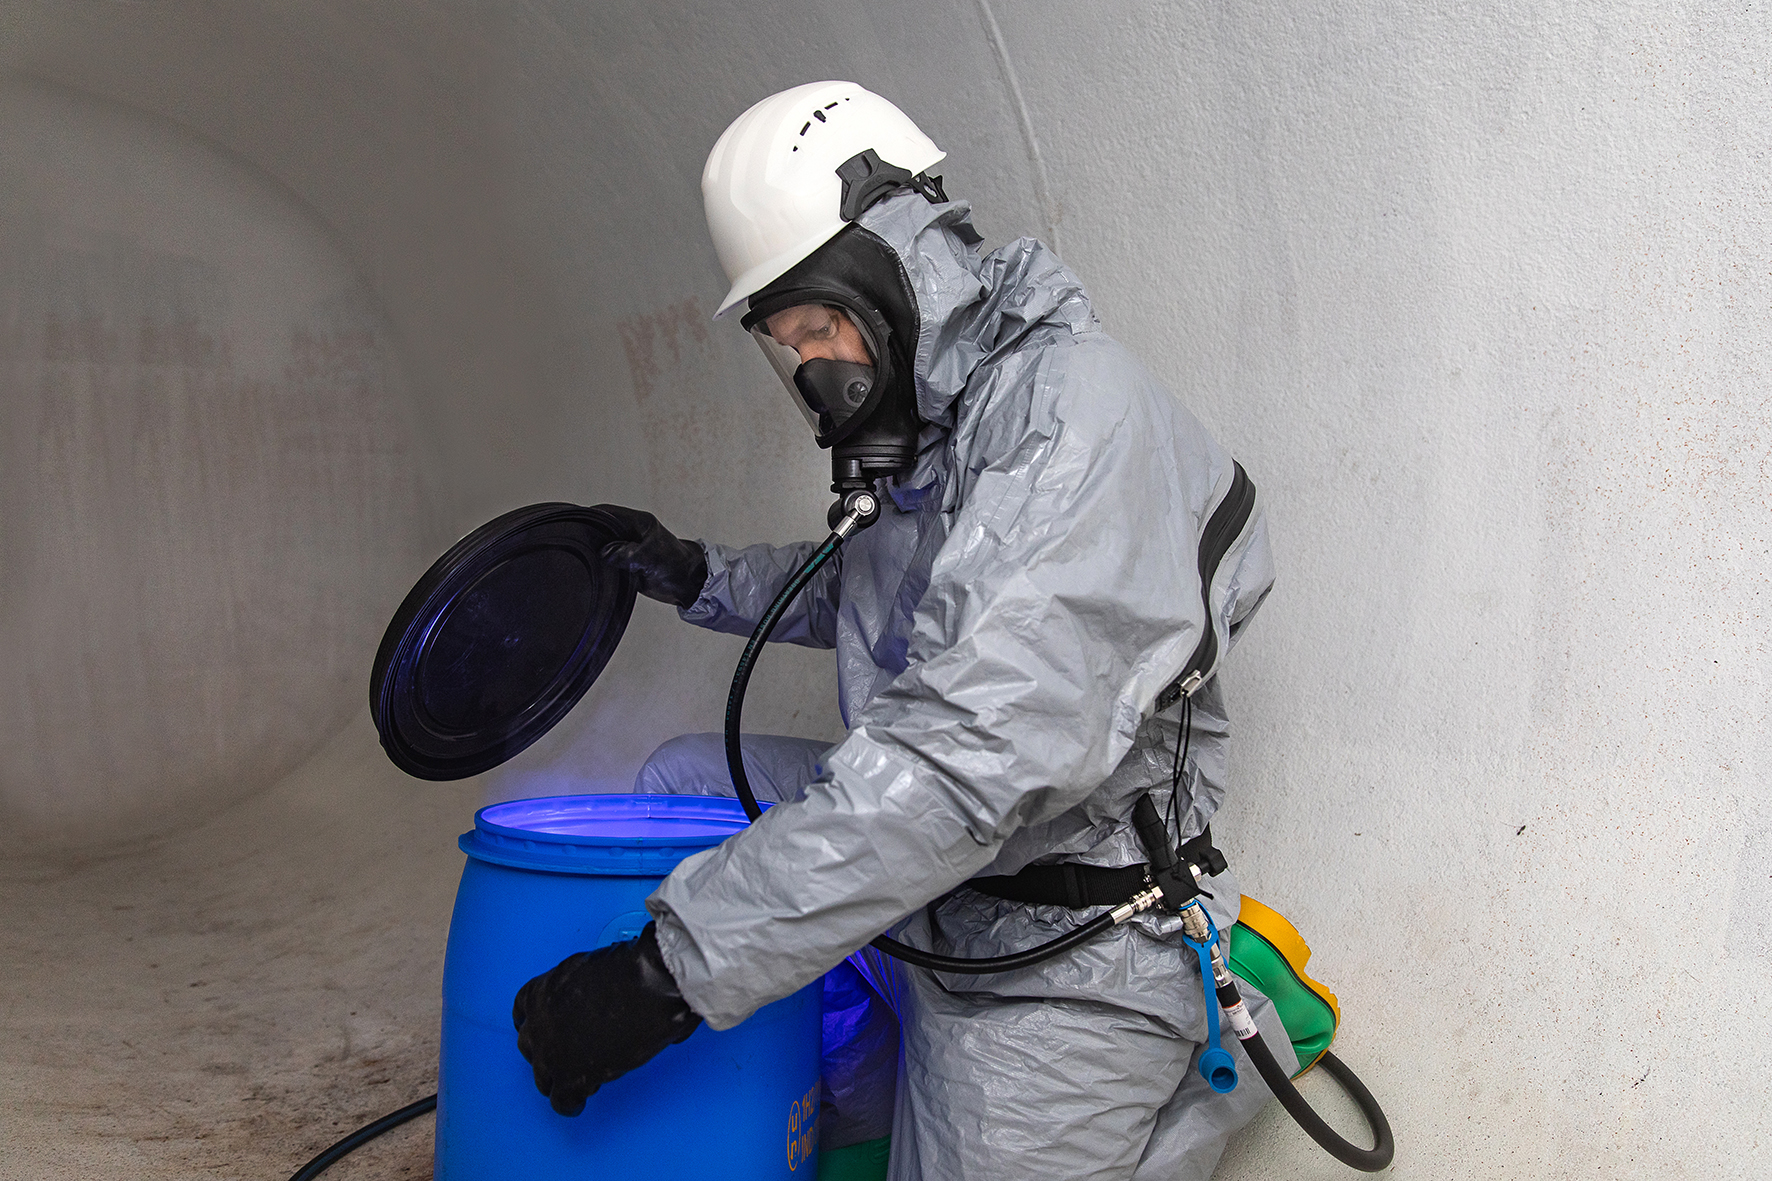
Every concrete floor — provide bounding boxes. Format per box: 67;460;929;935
0;719;476;1180
1;712;1380;1181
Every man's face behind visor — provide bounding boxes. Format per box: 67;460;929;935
752;305;879;443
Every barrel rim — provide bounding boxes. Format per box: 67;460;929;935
459;792;761;875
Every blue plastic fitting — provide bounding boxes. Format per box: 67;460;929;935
1199;1046;1239;1094
1181;905;1239;1095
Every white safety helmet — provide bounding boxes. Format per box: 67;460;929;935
703;81;945;319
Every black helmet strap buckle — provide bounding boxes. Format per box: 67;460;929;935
837;149;947;221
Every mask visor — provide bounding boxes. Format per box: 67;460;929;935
750;327;823;433
749;308;882;444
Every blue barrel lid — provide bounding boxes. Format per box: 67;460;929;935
459;792;759;875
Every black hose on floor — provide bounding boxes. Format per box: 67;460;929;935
1242;1035;1394;1172
286;1093;436;1181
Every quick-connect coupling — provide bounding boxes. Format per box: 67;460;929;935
828;489;882;536
1130;794;1205;911
1108;885;1166;925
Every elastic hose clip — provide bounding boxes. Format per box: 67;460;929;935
1180;906;1238;1094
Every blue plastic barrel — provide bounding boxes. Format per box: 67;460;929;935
437;794;822;1179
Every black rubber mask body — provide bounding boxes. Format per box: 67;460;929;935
777;354;877;443
744;225;922;492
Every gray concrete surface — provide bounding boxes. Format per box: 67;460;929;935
0;81;433;851
0;718;471;1179
1;2;1767;1177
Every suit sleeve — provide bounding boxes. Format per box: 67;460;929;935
650;353;1230;1027
678;538;841;649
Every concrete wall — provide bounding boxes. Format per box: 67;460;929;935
0;82;433;847
1;1;1765;1175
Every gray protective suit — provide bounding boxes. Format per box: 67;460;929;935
644;193;1293;1180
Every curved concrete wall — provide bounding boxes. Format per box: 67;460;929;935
2;2;1765;1175
0;82;431;848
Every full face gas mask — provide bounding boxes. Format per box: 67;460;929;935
741;225;922;497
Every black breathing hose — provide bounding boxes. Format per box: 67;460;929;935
722;530;843;822
286;1093;436;1181
1244;1039;1395;1172
722;523;1124;976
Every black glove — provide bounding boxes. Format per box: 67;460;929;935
512;922;702;1116
592;504;709;609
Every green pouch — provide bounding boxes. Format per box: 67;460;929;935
1225;895;1341;1076
818;1135;891;1181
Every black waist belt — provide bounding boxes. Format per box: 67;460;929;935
968;862;1150;908
966;825;1221;909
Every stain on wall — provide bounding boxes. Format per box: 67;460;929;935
0;85;429;850
617;296;709;406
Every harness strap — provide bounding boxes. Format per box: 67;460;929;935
968;862;1150;908
968;826;1223;909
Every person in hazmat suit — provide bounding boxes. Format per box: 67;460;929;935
511;80;1296;1181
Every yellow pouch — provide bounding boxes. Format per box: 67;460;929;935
1225;896;1342;1076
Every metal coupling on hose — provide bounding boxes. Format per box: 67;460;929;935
1109;885;1166;925
830;489;881;537
1206;942;1236;988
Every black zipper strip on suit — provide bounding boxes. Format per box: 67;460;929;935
1155;461;1256;713
965;464;1256;911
